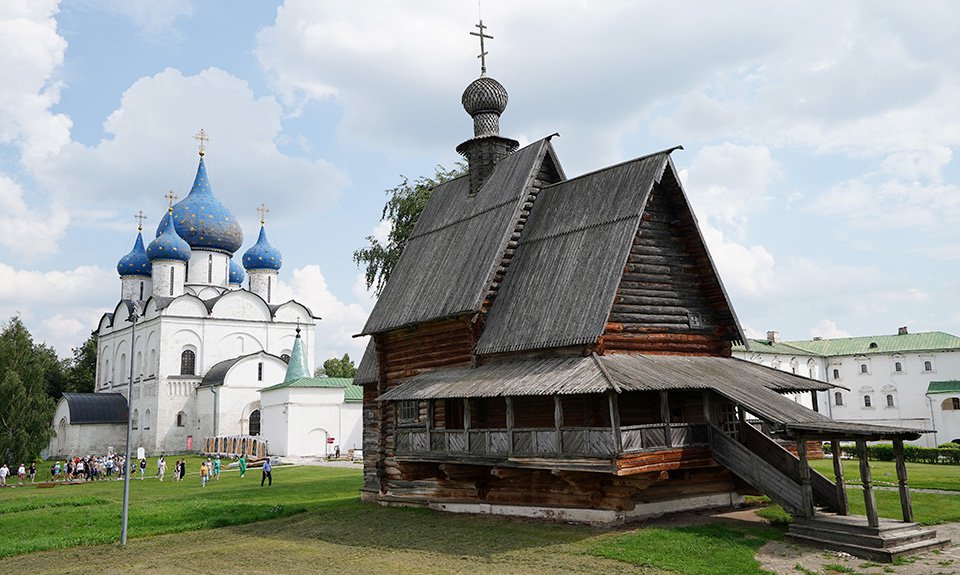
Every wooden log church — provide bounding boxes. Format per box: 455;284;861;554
354;21;948;561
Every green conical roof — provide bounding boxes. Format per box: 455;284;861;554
283;329;310;383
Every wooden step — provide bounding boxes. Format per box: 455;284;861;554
788;523;937;549
786;531;951;563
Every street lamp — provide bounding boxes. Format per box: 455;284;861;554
120;300;140;545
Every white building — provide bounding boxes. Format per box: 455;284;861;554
733;328;960;447
47;146;361;458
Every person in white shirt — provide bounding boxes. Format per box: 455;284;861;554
0;464;8;486
17;464;25;485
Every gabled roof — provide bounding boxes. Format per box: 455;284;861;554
475;151;745;354
355;340;378;385
736;331;960;357
61;393;127;425
928;381;960;394
360;138;559;335
200;351;285;387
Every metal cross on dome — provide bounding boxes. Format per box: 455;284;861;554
134;210;146;231
470;19;493;75
193;128;211;156
257;203;270;225
164;190;179;210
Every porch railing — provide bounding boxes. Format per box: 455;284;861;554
395;423;709;458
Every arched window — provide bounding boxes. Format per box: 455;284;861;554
863;395;872;408
249;409;261;436
832;368;840;380
281;353;291;363
834;392;844;406
144;409;151;430
169;267;174;295
180;349;196;375
267;276;272;302
257;361;264;381
886;394;895;408
895;362;902;372
139;281;144;300
119;353;127;380
132;409;139;430
860;364;868;374
943;398;960;411
176;411;186;427
104;359;110;385
136;351;143;378
207;254;213;283
924;360;933;372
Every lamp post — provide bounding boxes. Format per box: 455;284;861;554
120;300;139;545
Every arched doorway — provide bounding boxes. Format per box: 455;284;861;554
57;417;67;455
249;409;261;436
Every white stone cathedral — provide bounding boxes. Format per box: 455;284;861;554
48;143;317;456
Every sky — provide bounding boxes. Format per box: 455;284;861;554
2;1;960;363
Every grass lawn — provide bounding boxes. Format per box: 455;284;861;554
0;461;794;575
808;458;960;492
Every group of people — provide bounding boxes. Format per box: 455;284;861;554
0;463;36;486
0;453;273;488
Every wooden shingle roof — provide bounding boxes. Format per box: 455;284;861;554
360;139;557;335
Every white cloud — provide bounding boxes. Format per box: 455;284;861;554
700;223;777;298
0;0;71;164
810;320;850;340
274;265;370;363
93;0;193;36
33;67;349;231
0;174;69;255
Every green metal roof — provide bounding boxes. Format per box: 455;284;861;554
259;377;354;393
282;332;311;382
734;331;960;357
343;385;363;403
927;381;960;394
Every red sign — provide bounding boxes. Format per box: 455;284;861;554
327;437;335;444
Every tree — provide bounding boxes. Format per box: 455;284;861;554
354;164;465;295
315;354;357;379
64;331;98;395
0;317;57;463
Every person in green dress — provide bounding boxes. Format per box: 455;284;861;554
213;455;221;480
238;454;246;478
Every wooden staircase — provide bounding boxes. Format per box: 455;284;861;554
709;425;950;562
787;514;950;562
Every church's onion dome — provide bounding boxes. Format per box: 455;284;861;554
242;225;282;271
228;258;245;284
462;75;508;116
147;211;192;262
171;156;243;254
117;232;152;277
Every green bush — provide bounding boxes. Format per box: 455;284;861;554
867;444;895;461
938;442;960;450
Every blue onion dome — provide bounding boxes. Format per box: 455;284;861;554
171;156;243;254
147;211;192;262
228;258;245;284
242;225;282;271
117;232;152;277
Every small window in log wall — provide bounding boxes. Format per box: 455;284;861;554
560;394;611;427
512;396;556;428
443;399;464;429
470;397;507;429
669;391;707;424
397;400;420;425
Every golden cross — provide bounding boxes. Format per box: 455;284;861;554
470;19;493;74
134;210;147;231
193;128;211;156
164;190;179;211
257;203;270;225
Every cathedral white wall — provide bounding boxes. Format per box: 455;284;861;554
92;291;315;454
151;260;186;298
121;276;153;302
186;249;230;287
248;270;278;304
930;395;960;445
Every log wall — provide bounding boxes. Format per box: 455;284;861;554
602;171;735;356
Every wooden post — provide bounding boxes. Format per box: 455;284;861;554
554;396;564;454
701;391;712;423
831;439;848;515
796;438;815;518
857;439;879;528
426;400;434;452
893;439;914;522
608;391;622;453
463;399;471;452
737;404;747;441
505;397;515;455
659;391;672;447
